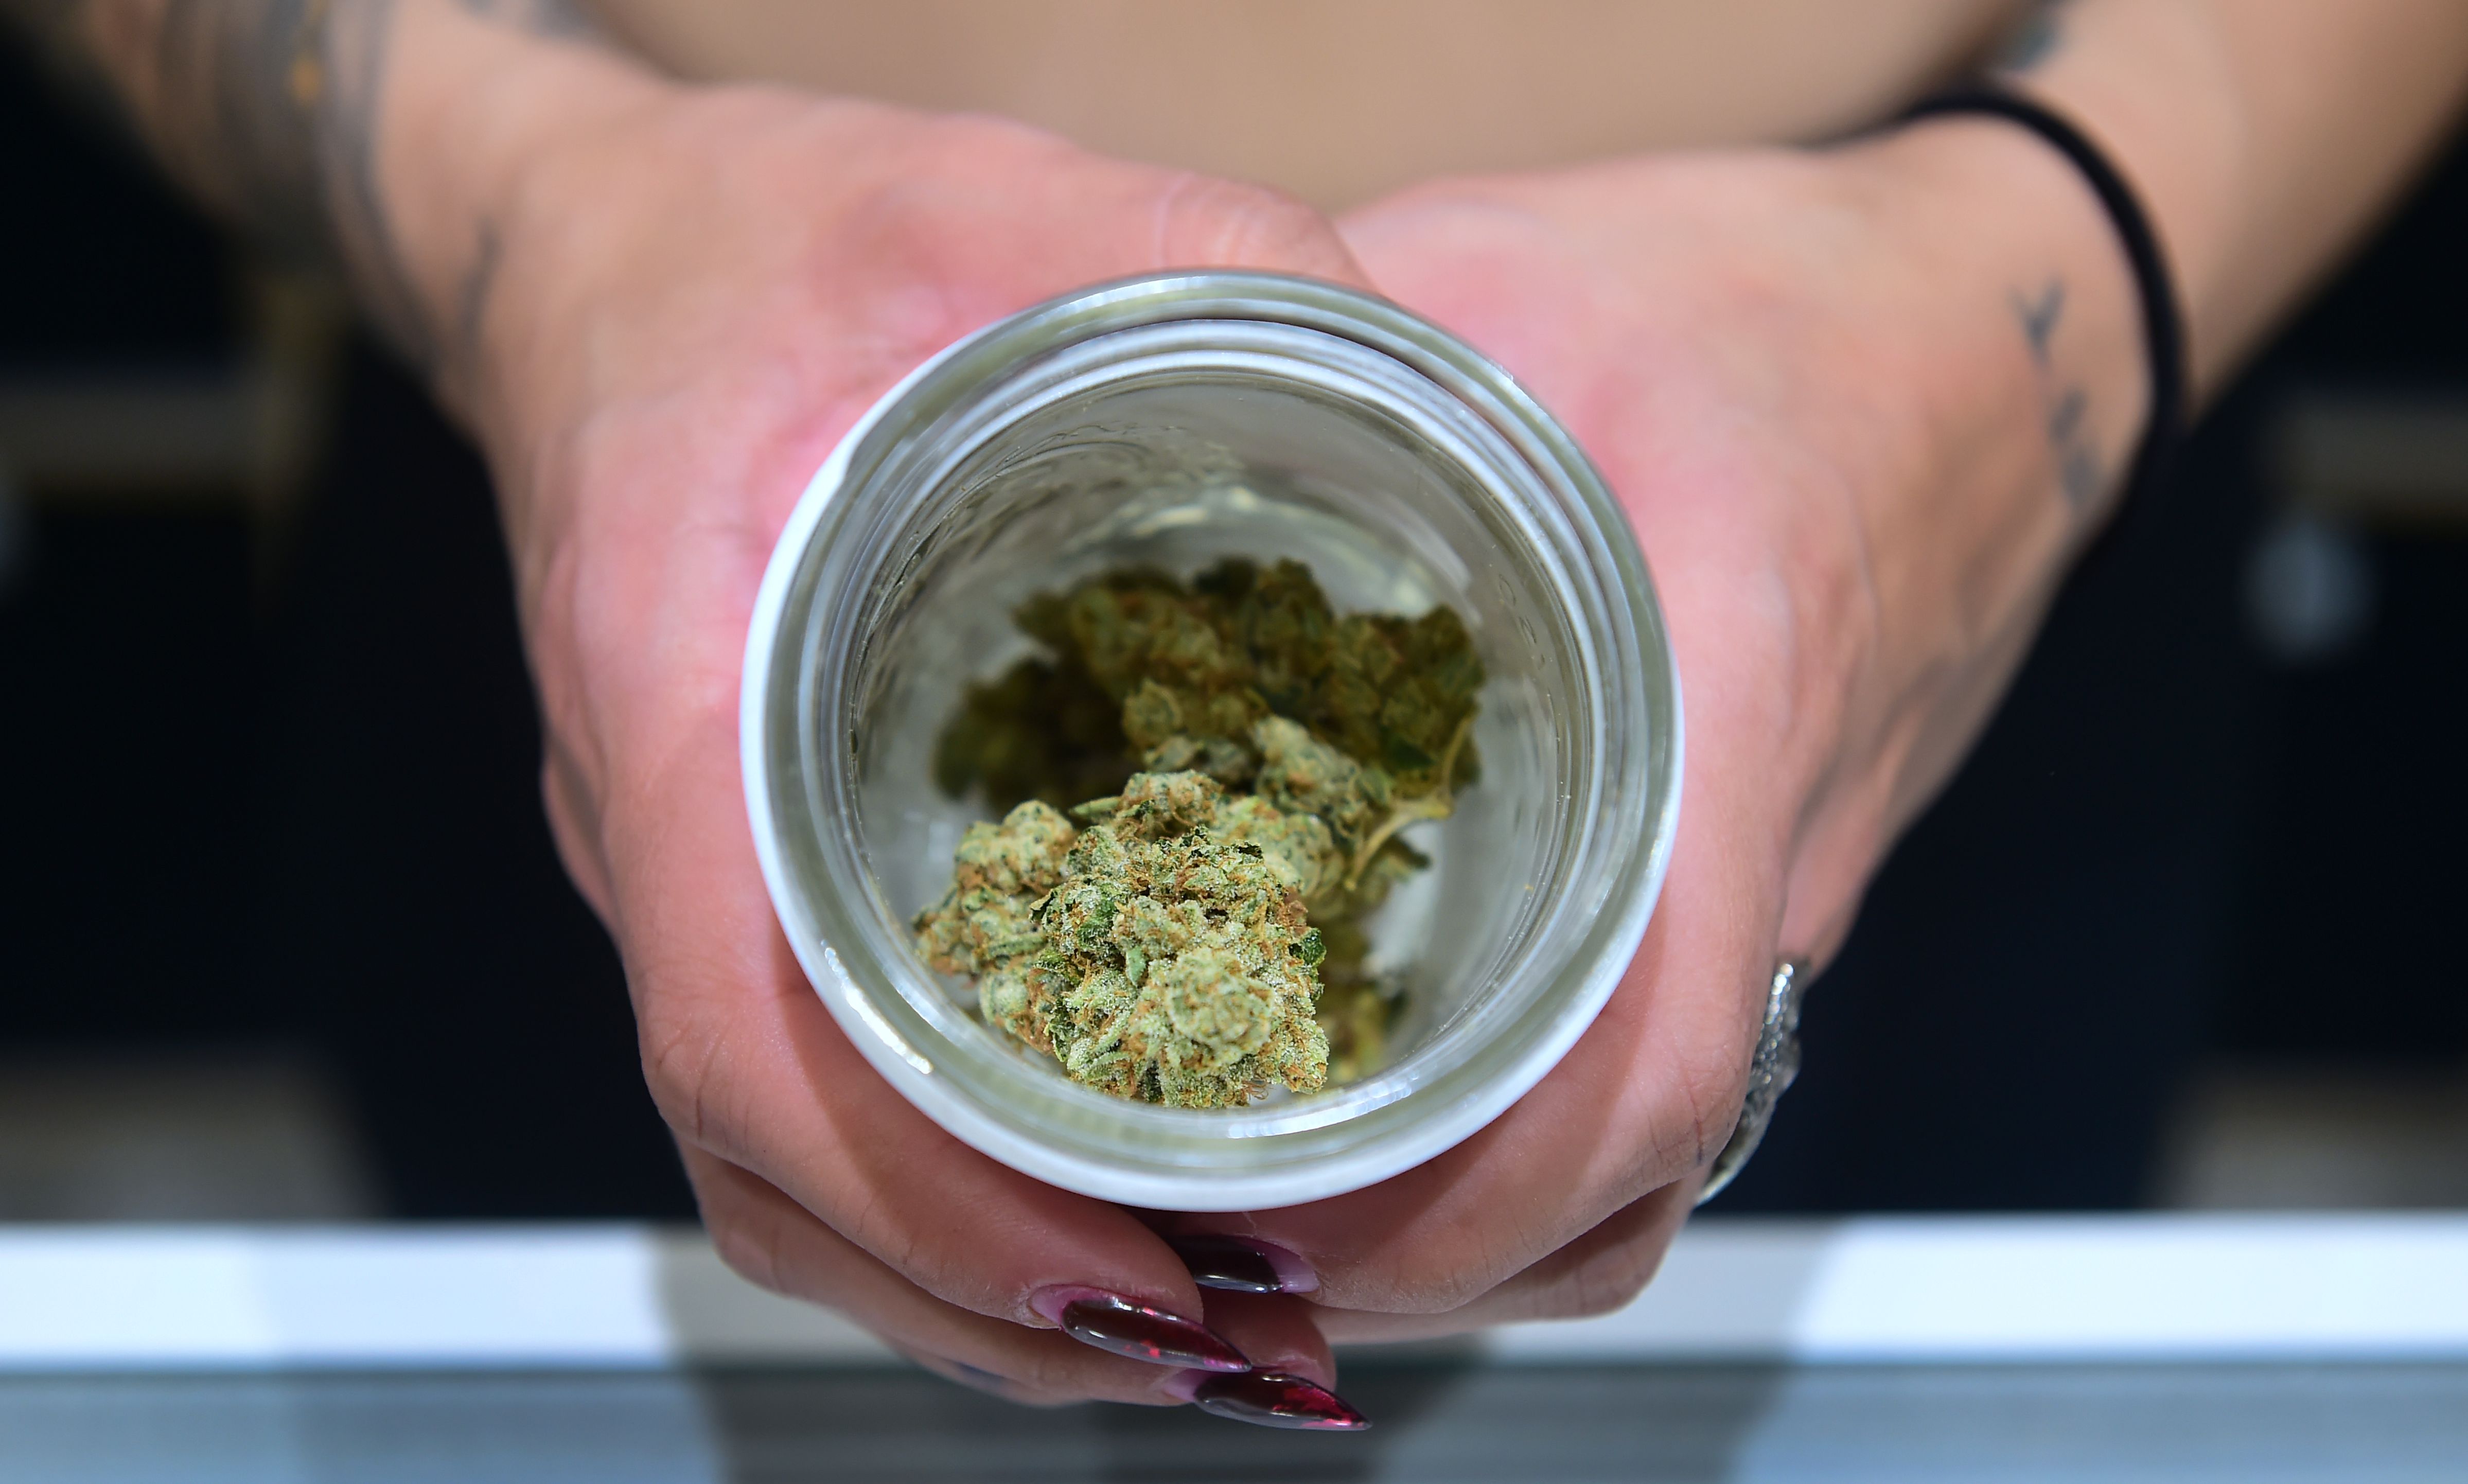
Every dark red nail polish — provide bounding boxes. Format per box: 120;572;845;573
1038;1289;1249;1372
1191;1370;1371;1431
1167;1234;1314;1295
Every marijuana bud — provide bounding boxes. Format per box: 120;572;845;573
912;801;1079;1054
915;772;1330;1107
932;558;1482;818
930;653;1133;813
1249;715;1386;857
923;556;1485;1101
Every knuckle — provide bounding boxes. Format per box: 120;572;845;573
707;1220;773;1295
1647;1020;1754;1182
1684;1054;1749;1173
1353;1241;1513;1316
1335;1188;1584;1315
705;1194;792;1300
1406;1273;1496;1314
1539;1244;1662;1321
638;1002;729;1150
844;1191;937;1294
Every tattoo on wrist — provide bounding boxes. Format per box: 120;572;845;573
5;0;596;372
2013;279;2106;510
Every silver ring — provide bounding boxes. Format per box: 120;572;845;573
1695;959;1808;1205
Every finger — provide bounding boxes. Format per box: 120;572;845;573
686;1145;1205;1407
862;112;1374;314
606;687;1219;1337
1135;205;1801;1308
1188;1289;1338;1389
1308;1179;1699;1346
1141;168;1376;291
550;158;1376;1350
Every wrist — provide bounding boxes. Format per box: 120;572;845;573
369;1;674;415
1843;113;2152;531
1761;115;2158;938
1992;6;2241;394
1878;111;2157;521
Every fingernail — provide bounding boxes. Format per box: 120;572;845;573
1189;1370;1371;1431
1029;1286;1249;1372
1167;1234;1318;1295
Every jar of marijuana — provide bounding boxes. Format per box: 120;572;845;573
741;272;1680;1211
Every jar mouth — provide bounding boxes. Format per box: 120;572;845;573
742;273;1681;1210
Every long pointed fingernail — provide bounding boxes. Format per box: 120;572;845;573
1166;1234;1318;1294
1189;1370;1371;1431
1030;1287;1249;1372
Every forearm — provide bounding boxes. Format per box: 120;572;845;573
1799;1;2468;865
2001;0;2468;397
1773;116;2149;908
5;0;656;407
1834;0;2468;586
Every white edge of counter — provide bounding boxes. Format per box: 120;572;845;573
0;1214;2463;1371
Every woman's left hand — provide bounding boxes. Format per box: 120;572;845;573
1160;118;2147;1340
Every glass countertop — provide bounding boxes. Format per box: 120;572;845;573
4;1216;2465;1481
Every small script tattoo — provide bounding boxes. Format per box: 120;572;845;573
2016;279;2065;361
2012;279;2105;510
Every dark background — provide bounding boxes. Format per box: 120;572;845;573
3;37;2462;1221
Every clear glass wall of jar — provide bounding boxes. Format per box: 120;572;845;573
742;273;1680;1211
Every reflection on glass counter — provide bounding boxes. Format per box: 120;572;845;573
5;1364;2467;1482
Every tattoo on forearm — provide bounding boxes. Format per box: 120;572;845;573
2013;279;2105;510
2;0;595;372
2015;279;2064;359
1996;0;2072;74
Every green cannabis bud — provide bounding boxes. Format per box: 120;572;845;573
933;558;1482;816
913;772;1330;1108
924;556;1484;1101
910;799;1078;1046
928;647;1132;814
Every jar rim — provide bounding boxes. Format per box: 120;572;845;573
741;272;1682;1210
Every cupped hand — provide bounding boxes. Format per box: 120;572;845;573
1149;121;2142;1342
459;75;1378;1410
456;49;2136;1407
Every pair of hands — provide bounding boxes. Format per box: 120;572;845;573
451;73;2111;1408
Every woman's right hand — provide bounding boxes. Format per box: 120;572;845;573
374;7;1374;1413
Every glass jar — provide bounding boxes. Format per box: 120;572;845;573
741;273;1680;1211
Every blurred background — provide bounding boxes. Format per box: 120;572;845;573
2;30;2463;1230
